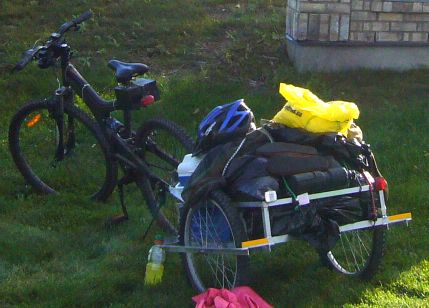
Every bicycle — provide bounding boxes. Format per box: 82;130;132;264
8;11;193;235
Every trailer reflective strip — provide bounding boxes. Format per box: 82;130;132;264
388;212;412;222
339;213;412;232
241;238;269;248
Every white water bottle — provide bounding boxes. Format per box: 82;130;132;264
177;154;203;186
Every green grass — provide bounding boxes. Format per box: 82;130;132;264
1;0;429;307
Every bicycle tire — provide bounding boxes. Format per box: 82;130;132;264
179;190;249;292
319;189;386;279
135;118;194;235
8;99;117;201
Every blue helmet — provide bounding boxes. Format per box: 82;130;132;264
194;99;255;154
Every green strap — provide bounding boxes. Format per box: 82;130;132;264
282;177;297;200
282;177;302;211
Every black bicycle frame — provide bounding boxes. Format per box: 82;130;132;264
51;47;169;188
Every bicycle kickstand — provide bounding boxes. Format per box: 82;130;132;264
106;176;131;226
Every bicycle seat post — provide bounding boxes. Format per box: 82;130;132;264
122;109;132;139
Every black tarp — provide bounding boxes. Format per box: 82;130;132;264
182;122;373;252
182;129;272;205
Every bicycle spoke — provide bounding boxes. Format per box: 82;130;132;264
356;231;370;257
354;232;365;266
346;232;361;271
206;253;234;289
205;255;223;287
340;234;351;272
184;195;242;292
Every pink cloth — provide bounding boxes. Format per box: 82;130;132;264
192;286;273;308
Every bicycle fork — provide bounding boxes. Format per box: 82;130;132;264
52;86;75;163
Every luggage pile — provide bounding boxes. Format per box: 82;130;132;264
180;84;382;251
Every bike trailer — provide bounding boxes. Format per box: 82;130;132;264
167;171;412;255
159;94;412;292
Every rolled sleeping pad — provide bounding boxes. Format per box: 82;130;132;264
286;167;350;194
256;142;318;157
267;155;332;176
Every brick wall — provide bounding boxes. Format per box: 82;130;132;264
287;0;429;43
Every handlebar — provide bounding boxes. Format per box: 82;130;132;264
58;11;93;35
13;46;44;72
12;11;92;72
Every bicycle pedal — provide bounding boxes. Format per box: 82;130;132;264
105;214;129;228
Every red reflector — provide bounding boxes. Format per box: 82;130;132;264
141;95;155;107
375;177;388;191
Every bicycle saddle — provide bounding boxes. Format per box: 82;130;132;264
108;59;149;83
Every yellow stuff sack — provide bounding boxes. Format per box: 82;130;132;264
272;83;360;135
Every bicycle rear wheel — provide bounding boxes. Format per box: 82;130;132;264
319;190;386;279
135;118;193;235
319;226;385;279
8;99;117;201
180;191;249;292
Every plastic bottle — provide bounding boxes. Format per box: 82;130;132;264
177;154;203;186
144;234;166;285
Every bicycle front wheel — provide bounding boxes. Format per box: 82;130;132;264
135;118;193;235
8;99;117;201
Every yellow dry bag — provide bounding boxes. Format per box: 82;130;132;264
272;83;360;135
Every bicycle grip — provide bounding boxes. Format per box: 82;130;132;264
58;11;92;34
12;48;38;72
73;11;93;24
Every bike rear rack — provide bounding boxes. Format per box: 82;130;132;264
163;182;412;255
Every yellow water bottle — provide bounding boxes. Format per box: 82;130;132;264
144;234;165;285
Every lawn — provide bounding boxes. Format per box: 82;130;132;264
0;0;428;307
